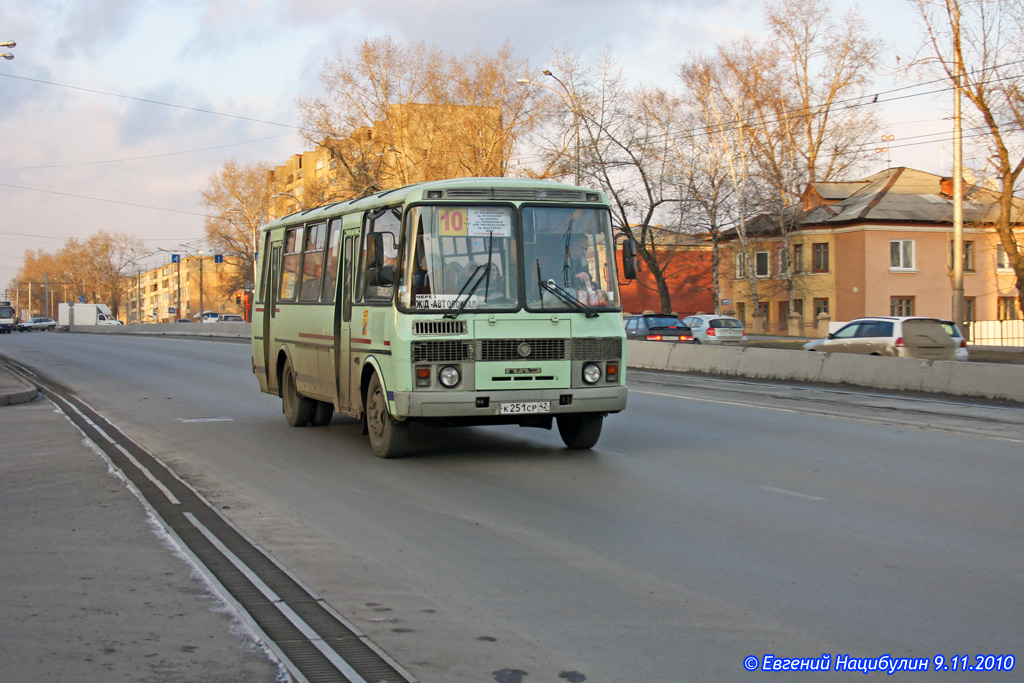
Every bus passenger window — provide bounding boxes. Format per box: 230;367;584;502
321;221;341;302
280;227;302;301
299;223;326;301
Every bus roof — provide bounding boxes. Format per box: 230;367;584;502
262;177;608;234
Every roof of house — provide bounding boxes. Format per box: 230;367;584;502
725;167;1024;240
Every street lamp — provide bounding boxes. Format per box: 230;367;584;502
273;192;306;210
517;70;581;186
2;40;15;61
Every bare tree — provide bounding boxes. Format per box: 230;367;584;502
766;0;882;186
298;37;539;197
535;49;689;313
642;84;734;313
11;232;143;319
911;0;1024;313
200;159;270;296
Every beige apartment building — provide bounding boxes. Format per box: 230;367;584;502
720;167;1023;335
125;255;245;323
267;103;505;219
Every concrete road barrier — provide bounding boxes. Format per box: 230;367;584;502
68;322;251;339
627;340;1024;403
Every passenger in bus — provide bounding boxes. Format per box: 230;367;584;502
566;233;593;291
300;260;323;300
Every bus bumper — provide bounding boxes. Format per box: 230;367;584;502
393;385;627;419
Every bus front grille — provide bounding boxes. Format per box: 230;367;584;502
412;340;474;363
476;338;567;361
572;336;623;360
413;320;467;336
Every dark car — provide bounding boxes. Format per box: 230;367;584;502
17;317;57;332
624;314;694;342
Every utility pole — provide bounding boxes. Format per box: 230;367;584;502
949;0;966;335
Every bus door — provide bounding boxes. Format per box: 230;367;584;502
263;241;282;394
336;231;357;412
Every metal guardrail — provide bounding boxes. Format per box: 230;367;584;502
967;319;1024;346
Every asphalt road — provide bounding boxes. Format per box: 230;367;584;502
3;332;1022;681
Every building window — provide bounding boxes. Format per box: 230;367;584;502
890;296;915;316
890;239;915;270
736;302;746;323
996;244;1012;270
813;298;829;317
755;251;770;278
734;251;747;279
757;301;769;322
792;243;804;273
998;296;1020;320
949;241;975;271
812;243;829;272
965;297;976;322
793;298;804;316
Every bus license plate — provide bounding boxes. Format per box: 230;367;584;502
500;401;550;415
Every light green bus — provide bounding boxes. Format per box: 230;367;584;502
252;177;635;457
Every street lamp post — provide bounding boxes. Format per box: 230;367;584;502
517;71;581;186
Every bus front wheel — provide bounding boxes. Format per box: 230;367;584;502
366;374;408;458
556;413;603;450
281;359;313;427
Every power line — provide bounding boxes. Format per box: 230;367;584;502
0;132;297;172
0;182;216;218
0;72;301;129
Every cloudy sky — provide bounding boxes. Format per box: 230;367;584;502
1;0;954;292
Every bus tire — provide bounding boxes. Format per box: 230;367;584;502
366;374;407;458
556;413;603;450
281;359;313;427
311;400;334;426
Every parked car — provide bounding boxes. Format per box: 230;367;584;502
17;317;57;332
802;316;955;360
939;320;970;362
97;318;124;325
681;315;747;345
218;314;244;322
623;314;694;342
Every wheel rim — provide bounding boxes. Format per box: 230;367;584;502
367;386;386;440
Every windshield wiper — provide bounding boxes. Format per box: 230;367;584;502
443;264;490;320
540;279;598;318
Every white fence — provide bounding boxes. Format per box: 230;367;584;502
967;319;1024;347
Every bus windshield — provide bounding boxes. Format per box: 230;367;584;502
397;204;620;313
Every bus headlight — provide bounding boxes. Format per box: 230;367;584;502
438;365;461;388
582;362;602;385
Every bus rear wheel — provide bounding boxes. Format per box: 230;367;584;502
281;359;313;427
366;374;408;458
556;413;604;450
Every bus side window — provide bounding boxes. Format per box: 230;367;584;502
343;234;354;322
279;227;302;301
321;220;341;303
361;208;401;302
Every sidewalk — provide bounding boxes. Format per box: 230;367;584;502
0;365;281;682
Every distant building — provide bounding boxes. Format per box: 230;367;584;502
720;167;1023;334
619;227;714;316
125;256;245;323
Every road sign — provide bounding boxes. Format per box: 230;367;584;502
171;254;180;263
214;254;223;264
78;295;85;303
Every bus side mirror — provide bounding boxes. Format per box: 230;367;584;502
620;239;638;280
